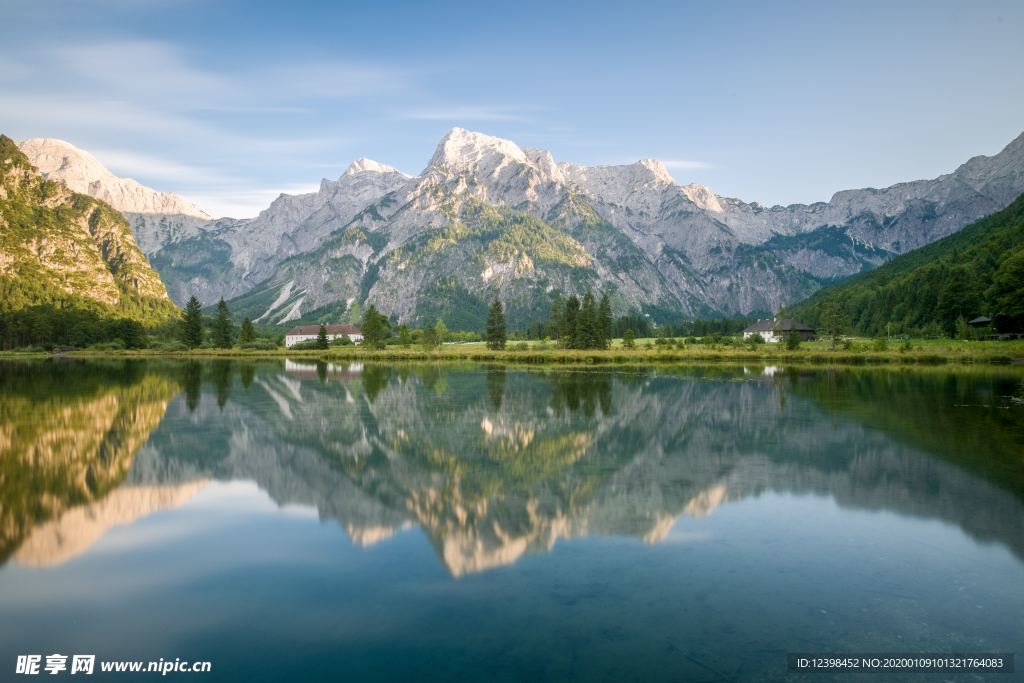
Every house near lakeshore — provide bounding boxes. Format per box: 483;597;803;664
742;318;815;343
284;324;363;348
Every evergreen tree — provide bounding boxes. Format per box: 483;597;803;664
316;323;329;349
361;305;391;349
212;298;234;348
239;317;256;344
622;329;636;349
597;293;613;349
397;324;412;347
485;298;507;350
936;266;980;336
986;251;1024;322
785;330;801;350
181;295;204;348
820;296;849;350
110;318;147;349
576;292;596;349
434;319;448;344
420;325;440;349
561;295;580;348
548;295;564;341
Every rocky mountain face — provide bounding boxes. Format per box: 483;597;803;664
17;138;212;254
20;129;1024;326
150;158;410;306
0;135;179;324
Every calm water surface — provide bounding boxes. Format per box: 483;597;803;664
1;360;1022;682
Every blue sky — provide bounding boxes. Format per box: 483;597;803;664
1;0;1022;217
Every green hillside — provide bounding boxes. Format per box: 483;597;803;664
788;193;1024;336
0;134;179;327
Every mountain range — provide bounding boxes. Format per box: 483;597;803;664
14;128;1024;328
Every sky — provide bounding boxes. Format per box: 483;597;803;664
1;0;1022;218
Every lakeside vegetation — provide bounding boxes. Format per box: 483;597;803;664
5;336;1022;367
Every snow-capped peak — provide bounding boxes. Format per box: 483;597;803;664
344;157;405;177
428;127;529;171
17;137;210;219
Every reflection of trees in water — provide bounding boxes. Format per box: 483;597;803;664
548;371;615;417
211;361;233;409
181;362;202;413
486;368;506;411
789;368;1024;500
239;363;255;389
362;365;392;402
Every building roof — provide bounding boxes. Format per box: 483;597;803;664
286;324;361;336
968;316;992;325
742;318;814;333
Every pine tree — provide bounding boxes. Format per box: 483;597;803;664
434;319;448;344
182;295;204;348
622;329;636;349
784;330;801;350
597;293;613;349
548;295;564;342
561;295;580;348
316;323;329;349
820;296;849;350
576;292;596;349
239;317;256;344
361;305;391;349
485;298;507;350
397;324;412;347
212;298;234;348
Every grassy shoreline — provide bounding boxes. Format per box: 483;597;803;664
3;339;1024;367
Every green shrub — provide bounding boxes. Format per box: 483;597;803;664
241;340;278;350
88;340;125;351
151;340;188;352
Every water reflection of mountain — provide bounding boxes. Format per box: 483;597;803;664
127;362;1024;575
0;361;181;562
2;360;1022;574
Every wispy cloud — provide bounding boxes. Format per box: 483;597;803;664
87;148;231;186
186;183;323;220
400;105;533;122
0;39;402;215
661;159;712;170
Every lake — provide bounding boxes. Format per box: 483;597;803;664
1;359;1022;681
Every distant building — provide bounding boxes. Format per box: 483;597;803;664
742;318;815;343
968;316;992;328
284;324;363;348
